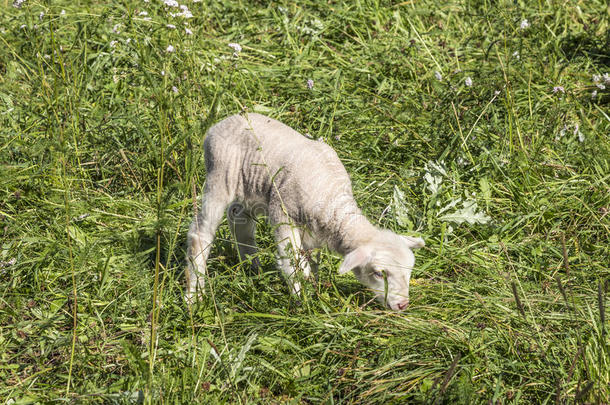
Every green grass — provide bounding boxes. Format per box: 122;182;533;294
1;0;609;403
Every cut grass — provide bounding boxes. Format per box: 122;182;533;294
1;0;609;403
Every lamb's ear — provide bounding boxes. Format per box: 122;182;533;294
401;236;425;249
338;247;373;274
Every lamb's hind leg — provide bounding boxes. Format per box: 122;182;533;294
274;224;312;295
227;202;260;271
186;185;230;303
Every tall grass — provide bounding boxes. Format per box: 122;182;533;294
1;0;608;403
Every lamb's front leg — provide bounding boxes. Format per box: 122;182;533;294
186;188;229;303
274;225;312;295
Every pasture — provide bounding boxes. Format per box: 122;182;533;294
1;0;608;403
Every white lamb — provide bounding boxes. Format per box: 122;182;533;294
186;113;424;311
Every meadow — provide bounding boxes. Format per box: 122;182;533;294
1;0;609;403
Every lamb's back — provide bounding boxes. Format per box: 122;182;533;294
204;114;355;222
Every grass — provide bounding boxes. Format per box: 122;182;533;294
1;0;609;403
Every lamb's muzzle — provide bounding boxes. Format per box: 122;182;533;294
186;112;424;310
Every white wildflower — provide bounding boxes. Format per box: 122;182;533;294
161;70;165;76
170;5;193;18
172;86;178;93
39;11;44;20
20;24;26;29
113;24;121;34
555;125;567;141
185;27;193;35
60;9;65;15
591;90;597;99
166;44;175;53
520;19;530;29
228;42;242;56
307;79;314;90
0;258;16;269
596;83;605;90
593;74;601;83
465;77;473;87
164;0;179;7
166;24;176;29
512;50;519;59
553;86;565;94
12;0;26;8
138;11;148;16
603;73;610;84
110;40;118;48
494;90;501;96
572;123;584;142
434;71;442;81
126;38;132;44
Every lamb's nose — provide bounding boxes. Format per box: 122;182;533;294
397;300;409;310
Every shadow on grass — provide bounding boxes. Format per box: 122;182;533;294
561;32;610;67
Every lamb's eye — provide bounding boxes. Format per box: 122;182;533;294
373;270;385;279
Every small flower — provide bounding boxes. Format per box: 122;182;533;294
591;90;597;99
520;19;530;29
172;86;178;93
571;123;584;142
166;24;176;29
512;50;519;59
228;42;242;55
166;44;175;53
60;9;65;15
110;40;118;48
596;83;606;90
494;90;501;96
179;4;193;18
593;74;601;83
138;11;148;16
126;38;132;44
164;0;179;7
20;24;26;29
161;70;165;76
434;71;442;81
465;77;473;87
12;0;26;8
552;86;565;94
39;11;44;20
113;23;121;34
0;258;16;269
185;27;193;35
556;125;567;141
307;79;314;90
603;73;610;84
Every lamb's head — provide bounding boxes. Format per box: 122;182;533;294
339;230;425;311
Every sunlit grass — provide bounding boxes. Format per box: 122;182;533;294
0;0;608;403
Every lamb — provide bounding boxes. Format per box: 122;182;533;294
186;112;424;311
